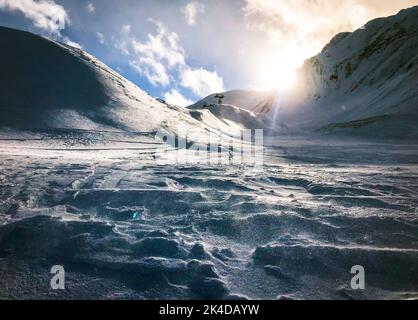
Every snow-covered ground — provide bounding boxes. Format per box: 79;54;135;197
0;130;417;300
1;7;418;300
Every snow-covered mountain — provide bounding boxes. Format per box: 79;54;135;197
189;6;418;138
0;27;246;138
2;4;418;140
1;11;418;302
188;90;275;114
0;27;155;131
273;6;418;138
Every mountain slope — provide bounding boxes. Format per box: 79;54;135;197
0;26;237;137
188;103;265;131
272;6;418;138
189;90;275;114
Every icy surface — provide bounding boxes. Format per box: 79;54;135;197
0;131;417;300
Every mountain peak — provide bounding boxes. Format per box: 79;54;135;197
268;5;418;138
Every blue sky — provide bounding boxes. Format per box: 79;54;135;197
1;0;417;106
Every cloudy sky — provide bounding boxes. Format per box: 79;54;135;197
1;0;417;106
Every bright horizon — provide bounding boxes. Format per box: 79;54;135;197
1;0;418;104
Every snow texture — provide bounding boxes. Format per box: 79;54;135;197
1;8;418;300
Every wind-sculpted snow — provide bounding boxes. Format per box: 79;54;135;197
0;132;417;299
1;10;418;299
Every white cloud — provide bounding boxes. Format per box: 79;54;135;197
131;24;185;68
130;57;171;87
128;22;224;96
86;3;95;14
242;0;418;74
113;25;132;55
114;21;225;98
129;23;185;87
121;24;131;34
181;67;224;97
164;89;194;107
96;32;105;44
182;1;205;26
0;0;69;35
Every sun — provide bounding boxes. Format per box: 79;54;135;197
257;58;299;91
253;46;306;91
271;69;297;90
257;67;297;91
